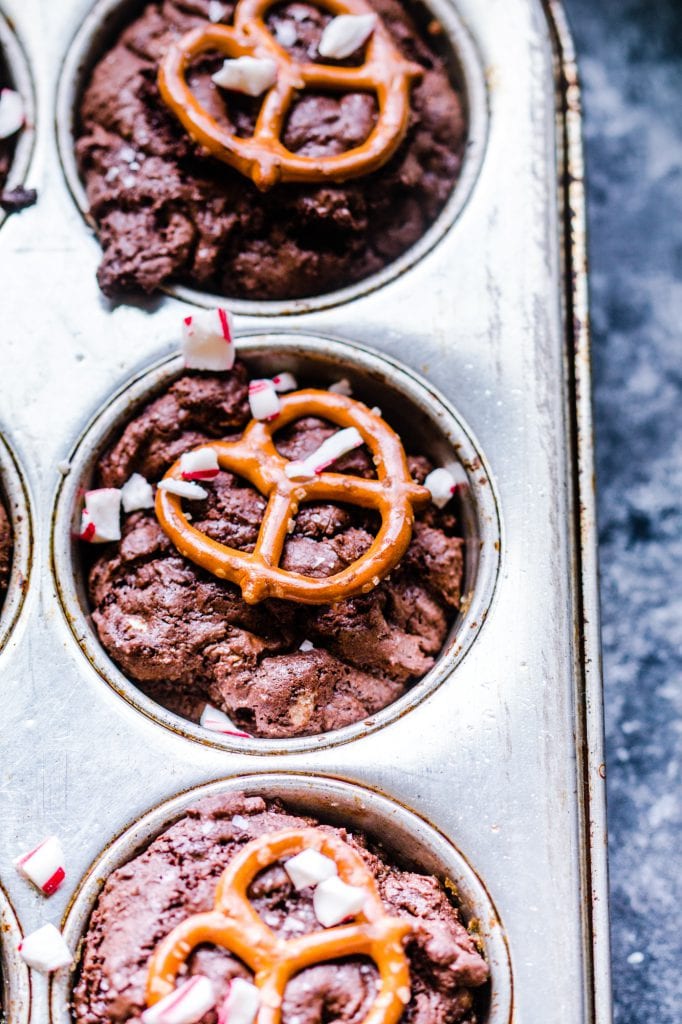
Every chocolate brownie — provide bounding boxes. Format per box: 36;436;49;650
73;792;489;1023
75;0;466;300
86;364;464;738
0;495;12;611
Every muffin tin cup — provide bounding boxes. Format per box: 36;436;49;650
54;0;488;316
0;880;31;1024
51;333;501;753
0;432;33;654
49;773;512;1024
0;11;35;231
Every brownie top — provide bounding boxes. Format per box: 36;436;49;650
75;0;466;300
0;494;12;610
86;364;465;738
72;792;489;1024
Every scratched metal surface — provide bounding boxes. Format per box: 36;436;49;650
0;0;610;1022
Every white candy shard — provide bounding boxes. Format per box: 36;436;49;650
208;0;228;21
213;56;278;97
0;88;24;139
248;379;281;421
299;639;315;652
313;876;367;927
180;447;220;481
275;21;298;47
200;703;251;738
19;924;72;973
157;479;208;500
182;308;235;371
424;465;467;509
80;488;122;543
142;975;217;1024
328;378;352;396
318;14;376;59
14;836;65;896
285;849;338;890
271;372;298;393
285;427;363;479
218;977;261;1024
121;472;155;512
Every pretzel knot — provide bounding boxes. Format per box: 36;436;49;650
146;828;412;1023
158;0;423;189
155;389;430;605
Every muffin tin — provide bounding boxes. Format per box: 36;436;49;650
0;0;611;1022
0;431;32;654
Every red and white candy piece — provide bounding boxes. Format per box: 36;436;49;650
121;473;154;512
0;88;24;139
212;56;278;97
248;379;281;421
218;977;260;1024
318;14;376;59
142;975;216;1024
313;876;367;927
424;465;468;509
157;478;208;500
285;426;363;480
14;837;65;896
182;308;235;371
200;703;251;739
180;447;220;481
79;488;122;543
328;378;352;397
18;924;72;973
271;372;298;393
285;849;338;890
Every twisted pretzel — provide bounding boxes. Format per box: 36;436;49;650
155;389;430;605
158;0;423;189
146;828;412;1024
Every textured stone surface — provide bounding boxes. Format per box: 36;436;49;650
564;1;682;1021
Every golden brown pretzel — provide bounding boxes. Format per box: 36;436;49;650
155;389;430;605
146;828;412;1024
158;0;422;189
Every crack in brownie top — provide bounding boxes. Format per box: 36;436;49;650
75;0;466;299
72;793;489;1024
81;361;467;738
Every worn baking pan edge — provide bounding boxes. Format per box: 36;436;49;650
544;3;612;1022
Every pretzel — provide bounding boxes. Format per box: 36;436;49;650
158;0;423;189
146;828;412;1024
155;389;430;605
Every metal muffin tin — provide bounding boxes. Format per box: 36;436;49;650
0;0;611;1021
0;431;32;656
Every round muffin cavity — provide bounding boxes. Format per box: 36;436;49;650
83;361;465;738
72;792;489;1023
74;0;467;301
0;493;12;612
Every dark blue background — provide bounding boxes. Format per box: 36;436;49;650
564;1;681;1020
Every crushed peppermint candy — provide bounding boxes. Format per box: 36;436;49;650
285;849;338;890
80;488;122;543
0;88;24;139
285;427;364;479
318;14;376;59
19;924;72;973
208;0;228;21
182;309;235;371
157;479;208;501
212;56;278;97
299;639;315;652
180;447;220;481
275;21;298;47
14;836;65;896
313;875;367;927
200;704;251;739
218;977;261;1024
142;975;217;1024
424;465;468;509
248;379;281;421
328;378;352;397
121;472;154;512
271;371;298;393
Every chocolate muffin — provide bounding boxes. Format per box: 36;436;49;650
84;361;465;738
0;494;12;611
72;792;489;1023
75;0;466;300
